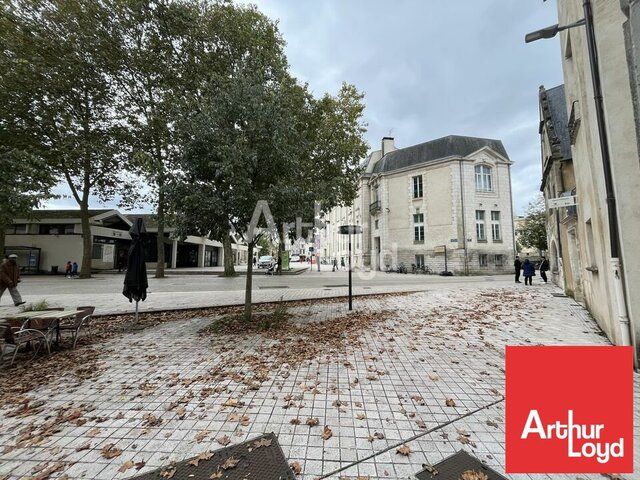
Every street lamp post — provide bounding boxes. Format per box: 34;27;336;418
339;225;362;311
525;1;632;349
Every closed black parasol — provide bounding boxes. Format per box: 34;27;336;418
123;218;148;314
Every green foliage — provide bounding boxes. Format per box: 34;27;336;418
21;299;50;312
518;195;548;254
0;149;56;250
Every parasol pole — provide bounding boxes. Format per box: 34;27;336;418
135;300;139;323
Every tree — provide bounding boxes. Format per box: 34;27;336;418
109;0;199;278
518;195;548;255
0;150;56;253
0;0;135;278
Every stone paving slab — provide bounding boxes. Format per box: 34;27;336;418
0;283;638;480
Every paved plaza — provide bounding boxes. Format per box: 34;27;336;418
0;269;514;315
0;281;638;479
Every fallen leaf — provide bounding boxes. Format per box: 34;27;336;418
460;470;488;480
290;418;301;425
290;461;302;475
253;438;272;448
445;398;456;407
356;413;366;420
322;425;333;440
118;460;134;473
221;456;239;470
306;417;319;427
75;441;91;452
188;451;214;467
160;465;176;478
216;435;231;446
396;444;411;456
101;443;122;459
195;430;209;443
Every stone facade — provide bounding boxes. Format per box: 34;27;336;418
537;0;640;363
321;136;516;275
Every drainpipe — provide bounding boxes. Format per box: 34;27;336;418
459;160;469;275
583;0;633;352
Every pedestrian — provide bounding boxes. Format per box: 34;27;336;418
252;256;257;267
514;255;522;283
72;261;79;277
65;261;72;278
539;256;549;283
332;258;337;272
0;254;26;306
522;258;535;286
117;251;126;273
340;257;345;271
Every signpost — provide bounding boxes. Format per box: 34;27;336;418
339;225;363;311
547;195;578;209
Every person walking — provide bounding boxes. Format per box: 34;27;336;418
0;254;25;306
514;255;522;283
65;261;72;278
71;261;79;277
539;256;549;283
522;258;535;286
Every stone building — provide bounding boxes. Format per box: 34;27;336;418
536;0;640;363
538;84;581;299
322;135;516;274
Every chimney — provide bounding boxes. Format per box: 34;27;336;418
381;137;396;156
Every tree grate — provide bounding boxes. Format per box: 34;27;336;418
415;450;509;480
131;432;295;480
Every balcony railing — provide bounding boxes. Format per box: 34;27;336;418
369;200;381;214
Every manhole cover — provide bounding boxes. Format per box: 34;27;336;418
132;432;295;480
323;284;349;287
415;450;508;480
258;286;290;290
552;293;568;297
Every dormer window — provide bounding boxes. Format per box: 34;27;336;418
475;165;493;192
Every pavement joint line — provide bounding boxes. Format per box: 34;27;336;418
315;397;506;480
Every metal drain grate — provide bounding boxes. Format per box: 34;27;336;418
323;284;349;287
552;292;568;297
415;450;508;480
258;286;290;289
132;432;295;480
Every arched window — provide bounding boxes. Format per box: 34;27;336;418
475;165;493;192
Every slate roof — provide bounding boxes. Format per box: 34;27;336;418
540;85;572;161
371;135;509;174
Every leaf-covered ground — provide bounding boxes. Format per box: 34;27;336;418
0;286;635;480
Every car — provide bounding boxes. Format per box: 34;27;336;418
290;255;300;262
258;255;275;269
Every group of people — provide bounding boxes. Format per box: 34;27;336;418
0;254;25;306
65;261;79;278
514;255;549;286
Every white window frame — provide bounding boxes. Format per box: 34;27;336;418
475;210;486;241
413;213;424;242
412;175;423;199
491;211;501;241
475;165;494;192
415;254;425;268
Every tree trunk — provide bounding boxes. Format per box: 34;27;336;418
0;227;5;258
79;204;92;279
155;184;165;278
244;242;254;321
222;231;235;276
277;237;285;275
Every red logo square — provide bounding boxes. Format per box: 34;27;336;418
506;346;634;473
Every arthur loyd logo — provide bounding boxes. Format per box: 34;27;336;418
506;346;634;473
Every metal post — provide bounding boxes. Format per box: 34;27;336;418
348;233;353;311
444;245;448;272
135;300;139;323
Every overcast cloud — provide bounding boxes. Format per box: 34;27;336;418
48;0;564;215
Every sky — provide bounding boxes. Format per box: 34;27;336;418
48;0;564;215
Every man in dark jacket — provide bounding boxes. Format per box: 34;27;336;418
0;254;25;306
539;256;549;283
514;256;522;283
522;258;535;286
